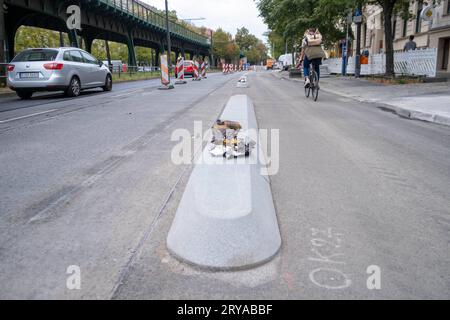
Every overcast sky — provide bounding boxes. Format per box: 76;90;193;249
142;0;269;42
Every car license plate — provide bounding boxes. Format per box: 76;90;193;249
20;72;39;79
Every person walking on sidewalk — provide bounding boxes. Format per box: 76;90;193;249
404;35;417;52
299;27;326;88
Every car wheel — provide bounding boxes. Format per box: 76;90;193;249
103;74;112;92
16;90;33;100
66;76;81;97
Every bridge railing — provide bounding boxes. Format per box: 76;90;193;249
100;0;209;46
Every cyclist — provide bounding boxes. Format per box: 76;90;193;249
299;27;326;88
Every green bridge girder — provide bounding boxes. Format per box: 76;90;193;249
1;0;211;64
98;0;210;46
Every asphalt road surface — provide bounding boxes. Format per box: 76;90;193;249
0;71;449;299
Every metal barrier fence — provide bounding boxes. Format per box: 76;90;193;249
324;48;438;77
99;0;210;46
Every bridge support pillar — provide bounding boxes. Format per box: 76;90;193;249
84;37;93;54
59;32;65;47
5;28;14;63
127;33;137;66
105;40;112;70
68;30;79;48
155;48;160;68
181;48;186;59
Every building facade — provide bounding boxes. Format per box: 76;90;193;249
353;0;450;75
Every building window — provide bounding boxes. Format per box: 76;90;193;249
443;38;449;70
402;18;408;37
447;0;450;14
393;18;397;39
416;0;423;33
363;23;367;47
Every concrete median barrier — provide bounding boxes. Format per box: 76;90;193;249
167;95;281;270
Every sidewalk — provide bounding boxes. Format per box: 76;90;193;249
274;71;450;127
0;86;14;96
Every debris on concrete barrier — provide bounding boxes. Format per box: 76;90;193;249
209;119;255;158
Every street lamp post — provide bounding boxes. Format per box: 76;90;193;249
355;6;363;78
165;0;172;74
210;30;214;67
0;0;6;86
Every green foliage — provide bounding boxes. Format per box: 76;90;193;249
212;27;268;64
14;26;160;66
257;0;351;46
256;0;425;75
15;26;69;52
235;27;259;52
212;28;234;60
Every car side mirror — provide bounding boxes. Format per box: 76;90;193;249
98;61;104;67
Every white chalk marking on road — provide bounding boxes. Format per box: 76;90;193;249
309;268;352;290
0;109;58;124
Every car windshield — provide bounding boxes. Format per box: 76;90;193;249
184;62;193;66
12;49;58;62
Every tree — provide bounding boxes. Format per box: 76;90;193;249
257;0;417;76
212;28;232;61
212;28;241;62
235;27;259;52
225;42;241;61
368;0;411;76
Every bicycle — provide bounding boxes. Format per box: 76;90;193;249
304;68;319;101
302;59;320;101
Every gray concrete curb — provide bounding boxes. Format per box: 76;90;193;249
271;72;450;127
166;95;282;270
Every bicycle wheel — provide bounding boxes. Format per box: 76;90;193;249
311;71;319;101
305;81;311;98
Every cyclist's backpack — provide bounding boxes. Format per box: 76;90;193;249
305;31;323;47
304;30;326;60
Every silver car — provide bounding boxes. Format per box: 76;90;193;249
7;47;112;99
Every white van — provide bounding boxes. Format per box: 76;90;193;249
278;54;293;71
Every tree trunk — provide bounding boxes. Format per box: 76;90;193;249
383;0;395;77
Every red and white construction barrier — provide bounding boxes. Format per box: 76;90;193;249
201;61;207;79
193;60;201;81
158;54;174;90
175;57;186;84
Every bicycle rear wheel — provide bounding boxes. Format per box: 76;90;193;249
305;82;311;98
311;71;319;101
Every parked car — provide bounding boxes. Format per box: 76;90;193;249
103;59;122;72
183;60;195;77
7;47;112;99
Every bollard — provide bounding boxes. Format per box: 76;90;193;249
175;57;187;85
158;54;174;90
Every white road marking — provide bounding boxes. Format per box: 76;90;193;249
111;88;146;98
0;109;59;124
